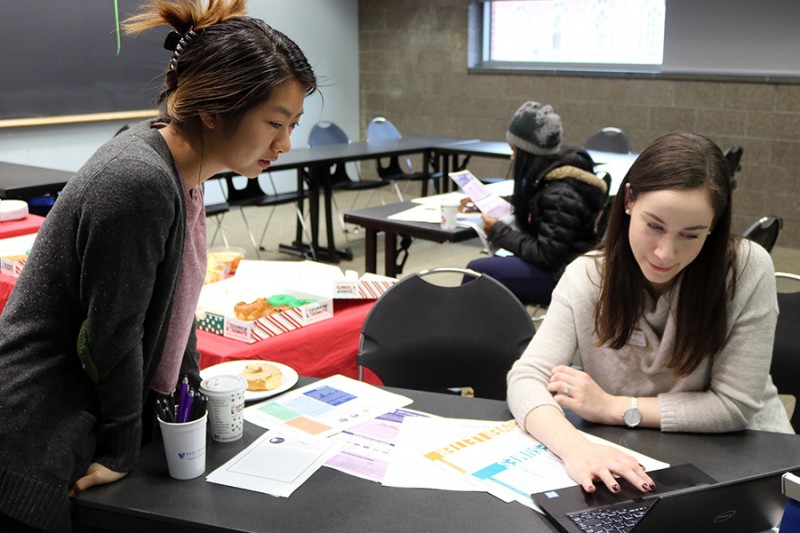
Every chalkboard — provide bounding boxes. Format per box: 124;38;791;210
0;1;169;125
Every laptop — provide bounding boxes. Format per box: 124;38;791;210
532;463;797;533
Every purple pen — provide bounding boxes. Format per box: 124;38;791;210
181;389;195;423
177;376;189;422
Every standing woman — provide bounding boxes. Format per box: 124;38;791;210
0;1;316;531
465;101;608;306
507;133;793;497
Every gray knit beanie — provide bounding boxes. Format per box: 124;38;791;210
505;101;562;156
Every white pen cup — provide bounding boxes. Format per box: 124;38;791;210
158;412;207;480
440;200;460;230
200;375;248;443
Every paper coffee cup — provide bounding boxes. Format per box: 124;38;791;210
200;375;248;443
158;412;207;480
440;200;459;230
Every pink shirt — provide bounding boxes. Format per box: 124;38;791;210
151;177;207;394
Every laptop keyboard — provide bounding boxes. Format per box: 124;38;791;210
566;501;652;533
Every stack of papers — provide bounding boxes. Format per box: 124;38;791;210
207;375;412;497
204;375;669;512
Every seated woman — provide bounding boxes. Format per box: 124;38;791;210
465;101;609;306
507;132;793;497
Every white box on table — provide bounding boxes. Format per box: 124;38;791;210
196;263;333;343
232;259;397;300
333;270;397;299
0;233;37;278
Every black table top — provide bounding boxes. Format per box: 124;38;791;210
73;378;800;533
343;201;478;244
270;136;466;171
432;139;513;159
0;161;74;198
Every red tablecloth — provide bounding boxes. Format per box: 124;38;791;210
198;298;382;384
0;271;380;384
0;272;14;314
0;214;44;239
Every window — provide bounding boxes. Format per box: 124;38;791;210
469;0;800;83
484;0;665;69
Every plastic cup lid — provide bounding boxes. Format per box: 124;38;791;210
200;374;248;395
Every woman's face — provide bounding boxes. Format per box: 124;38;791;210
626;186;715;296
209;79;307;179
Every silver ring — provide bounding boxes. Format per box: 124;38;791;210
563;385;570;395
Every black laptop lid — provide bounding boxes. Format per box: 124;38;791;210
532;464;797;533
630;467;795;533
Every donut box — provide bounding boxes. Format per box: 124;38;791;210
0;233;37;278
196;275;333;344
333;271;397;299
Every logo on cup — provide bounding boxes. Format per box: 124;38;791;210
177;446;205;460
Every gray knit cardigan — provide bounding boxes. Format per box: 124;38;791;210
0;121;199;532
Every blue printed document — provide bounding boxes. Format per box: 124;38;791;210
244;374;412;443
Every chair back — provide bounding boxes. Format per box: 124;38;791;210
308;121;359;187
584;127;631;153
743;215;783;253
223;173;267;206
309;121;351;147
772;272;800;431
723;145;743;190
358;268;535;400
366;117;403;142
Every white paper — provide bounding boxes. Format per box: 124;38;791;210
404;417;669;511
387;203;441;224
324;408;432;483
382;417;505;494
449;170;513;219
387;204;485;227
206;430;343;497
244;374;413;443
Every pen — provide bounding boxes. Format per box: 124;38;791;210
177;376;189;419
180;388;195;423
168;391;176;421
189;391;205;422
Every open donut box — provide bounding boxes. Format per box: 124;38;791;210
0;233;36;278
196;273;332;344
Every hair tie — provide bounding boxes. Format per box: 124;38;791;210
165;27;200;71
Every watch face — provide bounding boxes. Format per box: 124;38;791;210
623;408;642;427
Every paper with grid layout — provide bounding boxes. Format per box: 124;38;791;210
244;374;412;443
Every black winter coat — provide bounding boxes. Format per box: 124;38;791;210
487;146;608;280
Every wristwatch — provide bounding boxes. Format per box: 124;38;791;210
623;397;642;428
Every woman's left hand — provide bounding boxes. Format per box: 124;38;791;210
547;365;618;424
68;462;128;497
481;212;499;233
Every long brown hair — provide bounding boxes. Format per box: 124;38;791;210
124;0;317;134
595;132;736;375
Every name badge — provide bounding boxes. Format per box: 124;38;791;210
628;329;647;347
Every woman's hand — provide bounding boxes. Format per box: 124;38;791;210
68;462;128;497
481;212;499;233
524;405;654;495
458;197;478;213
547;365;623;425
559;438;655;495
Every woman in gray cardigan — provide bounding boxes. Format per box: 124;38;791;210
508;132;792;498
0;1;317;531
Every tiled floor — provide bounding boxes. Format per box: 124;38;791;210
208;187;800;282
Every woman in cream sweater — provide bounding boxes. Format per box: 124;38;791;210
507;132;793;498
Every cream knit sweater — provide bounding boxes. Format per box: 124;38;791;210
507;239;794;434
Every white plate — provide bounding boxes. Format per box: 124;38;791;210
200;360;299;402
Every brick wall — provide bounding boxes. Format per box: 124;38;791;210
358;0;800;249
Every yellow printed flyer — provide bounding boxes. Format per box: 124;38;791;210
415;418;669;511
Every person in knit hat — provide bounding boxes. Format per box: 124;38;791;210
464;101;609;305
